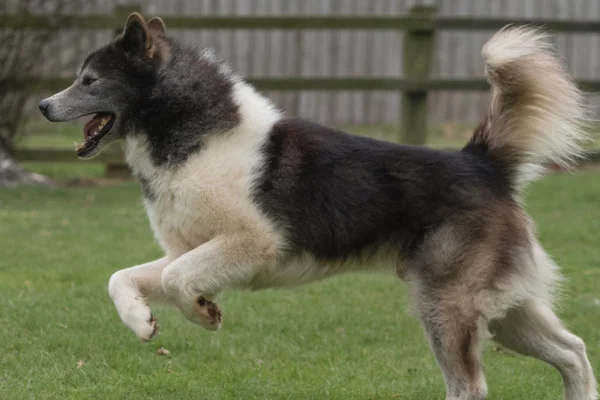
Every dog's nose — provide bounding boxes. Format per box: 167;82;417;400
38;98;50;114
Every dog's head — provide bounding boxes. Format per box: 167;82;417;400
39;13;169;159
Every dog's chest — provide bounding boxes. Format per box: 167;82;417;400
125;135;269;257
143;187;218;255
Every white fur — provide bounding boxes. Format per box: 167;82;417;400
108;257;170;340
112;78;394;333
125;81;283;258
482;27;590;189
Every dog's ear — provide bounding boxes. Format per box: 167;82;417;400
147;17;166;35
122;12;152;56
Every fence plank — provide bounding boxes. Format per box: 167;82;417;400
16;148;600;169
12;76;600;93
15;148;123;163
401;6;436;144
7;2;600;129
8;14;600;32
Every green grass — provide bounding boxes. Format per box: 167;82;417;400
1;173;600;399
21;162;106;180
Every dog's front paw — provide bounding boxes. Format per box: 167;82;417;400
109;272;161;341
133;312;160;342
118;299;160;341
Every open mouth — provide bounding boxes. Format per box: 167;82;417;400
75;112;115;157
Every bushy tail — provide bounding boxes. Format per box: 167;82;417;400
464;26;589;193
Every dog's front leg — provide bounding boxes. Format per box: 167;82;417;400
161;234;276;331
108;257;173;341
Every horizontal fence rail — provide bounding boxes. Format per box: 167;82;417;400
5;4;600;175
5;15;600;32
15;148;123;164
17;148;600;179
7;78;600;93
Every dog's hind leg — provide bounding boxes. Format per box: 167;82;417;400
108;257;173;341
490;300;597;400
415;287;490;400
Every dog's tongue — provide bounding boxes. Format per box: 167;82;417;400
83;114;104;139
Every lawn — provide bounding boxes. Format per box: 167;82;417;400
1;172;599;399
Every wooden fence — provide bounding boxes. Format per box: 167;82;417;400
5;4;600;175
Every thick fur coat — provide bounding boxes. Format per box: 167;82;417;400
39;14;597;400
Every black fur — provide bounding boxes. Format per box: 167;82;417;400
82;35;240;167
462;117;527;194
253;118;514;262
121;16;150;55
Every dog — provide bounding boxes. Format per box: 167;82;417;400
39;13;597;400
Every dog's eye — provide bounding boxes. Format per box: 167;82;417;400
82;77;97;86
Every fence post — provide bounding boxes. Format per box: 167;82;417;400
401;6;436;145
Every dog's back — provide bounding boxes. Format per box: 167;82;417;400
254;27;596;400
255;118;514;264
254;27;588;277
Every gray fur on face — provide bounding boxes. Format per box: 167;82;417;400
39;65;133;158
41;66;123;122
40;22;241;165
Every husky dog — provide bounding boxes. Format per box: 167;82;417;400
39;13;596;400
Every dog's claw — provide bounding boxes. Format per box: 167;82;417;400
141;314;160;342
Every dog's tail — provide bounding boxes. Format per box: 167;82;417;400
463;26;589;194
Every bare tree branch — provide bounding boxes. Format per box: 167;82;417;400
0;0;83;186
